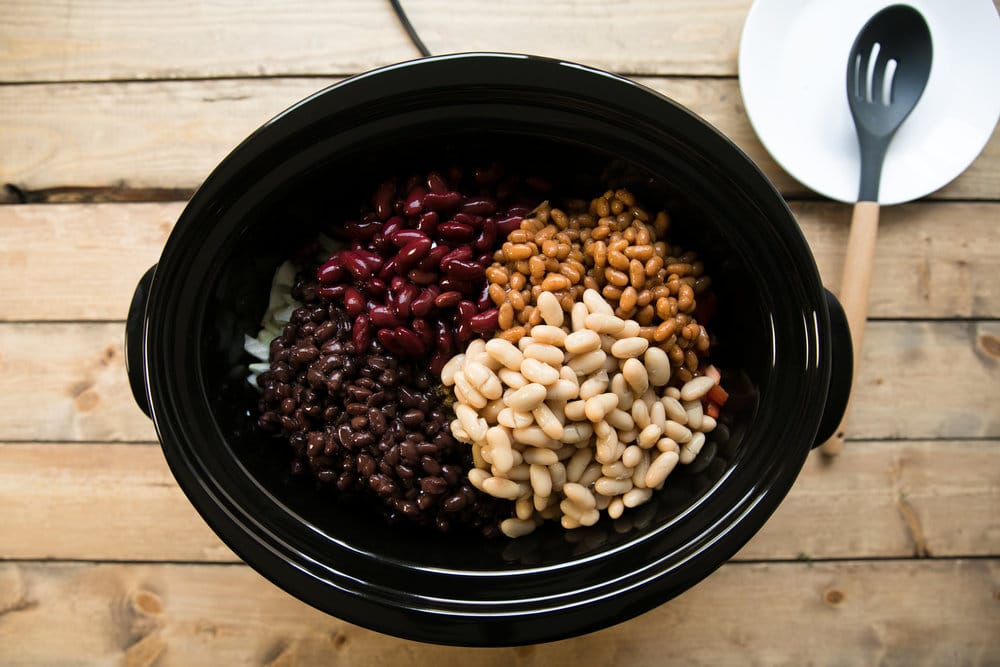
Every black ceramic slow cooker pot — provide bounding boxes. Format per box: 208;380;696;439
125;53;851;646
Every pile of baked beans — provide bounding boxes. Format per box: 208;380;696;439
252;169;728;538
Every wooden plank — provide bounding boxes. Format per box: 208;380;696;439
1;77;997;199
0;440;996;562
3;201;998;321
0;321;997;443
0;0;750;83
0;560;995;665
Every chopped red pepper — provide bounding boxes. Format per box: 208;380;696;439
706;401;721;419
707;383;729;406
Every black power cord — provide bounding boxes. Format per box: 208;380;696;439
389;0;432;57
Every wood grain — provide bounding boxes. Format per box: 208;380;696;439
0;559;996;666
2;200;998;322
0;0;749;82
0;320;996;443
1;77;997;199
1;440;996;562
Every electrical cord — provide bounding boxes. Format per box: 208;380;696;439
389;0;432;57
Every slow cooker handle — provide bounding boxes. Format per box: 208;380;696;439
812;289;853;447
125;265;156;419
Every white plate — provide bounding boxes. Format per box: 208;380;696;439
739;0;1000;204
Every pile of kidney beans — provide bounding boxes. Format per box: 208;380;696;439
254;165;549;535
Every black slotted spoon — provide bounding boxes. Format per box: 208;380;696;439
819;4;933;456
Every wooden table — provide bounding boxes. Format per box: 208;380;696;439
1;2;997;664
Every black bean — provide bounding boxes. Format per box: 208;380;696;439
400;409;424;427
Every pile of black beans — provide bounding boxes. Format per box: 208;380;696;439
256;275;510;536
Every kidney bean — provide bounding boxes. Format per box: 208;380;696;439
436;221;475;242
410;287;439;318
389;275;407;293
434;290;461;308
382;215;404;239
439;245;473;270
495;215;523;237
457;299;477;322
394;283;420;318
375;327;400;354
390;229;429;247
317;258;346;284
423;191;463;212
417;244;449;272
435;320;454;353
364;277;387;297
416;211;439;236
340;251;373;281
475;287;493;311
343;219;382;241
373;180;396;220
343;287;365;317
394;327;426;356
452;212;483;229
411;318;434;348
404;186;427;217
407;269;437;285
437;277;466;294
469;308;500;334
395;237;433;269
351;315;371;354
456;320;473;344
473;218;497;252
429;351;449;377
376;257;398;283
369;305;401;328
445;259;486;281
461;197;496;216
354;249;383;271
317;285;347;299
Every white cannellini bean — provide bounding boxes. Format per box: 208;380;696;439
607;496;625;519
549;461;567;491
505;383;548;411
657;437;679;453
561;482;595;510
595;476;633;497
622;358;649;395
522;447;560;466
561;422;594;444
450;419;471;443
564;399;587;422
483;476;525;500
584;312;626;335
523;343;565;367
468;467;490;490
529;463;553;497
537;291;564;327
571;302;589;333
566;448;592;482
599;334;617;354
501;517;538;538
623;487;653;508
645;450;680;488
567;349;607;375
661;396;688;424
561;514;581;529
547;379;578;402
665;386;681;399
611;336;649;359
559;498;584;522
497;408;516;429
610;372;628;396
515;496;534;520
606;408;634;432
534;493;550;512
638;423;663;448
594;493;611;511
512;426;555;449
454;372;488;409
632;399;650;429
559;365;578;383
481;398;504;424
486;426;513;474
603;461;632;480
664;420;693;444
649;400;667;432
577;462;603;487
701;415;717;432
530;325;567;347
532;403;565;440
517;336;534;351
498;367;528;390
601;354;620;374
583;288;614;315
680;375;717;402
472;443;487;468
479;374;503;401
520;358;561;385
485;338;523;370
440;354;465;386
617;428;638;444
578;370;609;400
631;450;650;488
584;393;619;421
684;399;704;431
506;463;531;481
620;320;640;338
594;419;614;438
679;431;707;464
564;329;602;354
456;404;487;442
579;509;600;526
644;347;671;386
463;360;492;389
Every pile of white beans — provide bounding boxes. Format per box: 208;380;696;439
442;289;719;538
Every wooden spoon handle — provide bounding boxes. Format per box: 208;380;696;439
818;200;880;456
